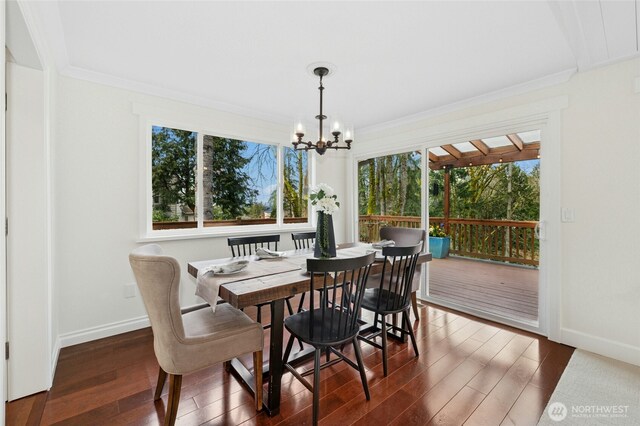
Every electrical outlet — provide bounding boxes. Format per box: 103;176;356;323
123;283;137;298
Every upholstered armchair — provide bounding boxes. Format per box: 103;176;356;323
129;244;264;425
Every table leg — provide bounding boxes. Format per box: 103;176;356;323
266;298;285;416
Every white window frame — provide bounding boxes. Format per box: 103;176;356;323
136;114;314;241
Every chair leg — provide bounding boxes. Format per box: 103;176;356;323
164;374;182;426
313;348;322;426
257;305;262;323
291;294;305;351
297;292;306;312
253;351;263;411
223;360;231;372
352;339;370;400
154;367;167;400
381;314;389;377
404;309;419;357
411;291;420;320
282;333;296;365
285;298;294;315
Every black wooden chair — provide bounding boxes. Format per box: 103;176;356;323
282;253;375;426
291;231;316;250
227;234;281;257
226;235;295;324
358;243;421;376
290;231;316;312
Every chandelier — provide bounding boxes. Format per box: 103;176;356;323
292;66;353;155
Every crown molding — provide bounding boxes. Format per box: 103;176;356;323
359;68;576;136
60;64;292;126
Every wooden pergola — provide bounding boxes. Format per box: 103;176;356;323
429;132;540;233
428;134;540;170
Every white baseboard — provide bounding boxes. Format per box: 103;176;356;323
50;337;60;387
561;328;640;367
58;315;150;348
57;302;209;349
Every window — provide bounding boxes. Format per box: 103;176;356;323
202;135;277;227
357;151;422;242
282;147;309;223
152;126;197;230
148;125;311;236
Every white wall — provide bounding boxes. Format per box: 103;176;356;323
1;0;7;413
54;76;348;345
356;58;640;366
6;62;51;398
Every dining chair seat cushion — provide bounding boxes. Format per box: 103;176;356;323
284;309;360;346
157;303;263;375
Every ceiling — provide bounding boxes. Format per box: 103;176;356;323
23;1;640;132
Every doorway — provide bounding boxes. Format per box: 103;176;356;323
424;130;543;330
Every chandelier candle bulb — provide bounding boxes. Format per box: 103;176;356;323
344;125;354;142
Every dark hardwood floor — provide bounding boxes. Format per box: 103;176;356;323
6;299;574;425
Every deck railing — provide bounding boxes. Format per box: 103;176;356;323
358;215;539;266
358;215;422;242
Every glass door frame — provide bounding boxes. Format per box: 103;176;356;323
350;105;564;339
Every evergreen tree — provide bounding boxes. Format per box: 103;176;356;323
152;127;197;214
204;136;257;219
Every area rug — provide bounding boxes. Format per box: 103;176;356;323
538;349;640;425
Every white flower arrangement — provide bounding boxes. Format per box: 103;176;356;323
309;183;340;215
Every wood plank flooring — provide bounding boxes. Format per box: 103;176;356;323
6;300;572;425
429;257;539;321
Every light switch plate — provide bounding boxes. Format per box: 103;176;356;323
561;208;575;223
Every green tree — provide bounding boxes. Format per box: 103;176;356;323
428;161;539;221
152;127;196;213
283;149;308;218
205;136;257;219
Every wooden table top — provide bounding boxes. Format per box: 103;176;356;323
188;243;432;310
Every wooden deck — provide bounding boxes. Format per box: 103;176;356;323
429;256;539;322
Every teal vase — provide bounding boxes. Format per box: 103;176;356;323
429;236;450;258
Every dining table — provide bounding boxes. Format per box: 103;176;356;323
187;242;432;416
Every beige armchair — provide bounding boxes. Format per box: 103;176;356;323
129;244;263;426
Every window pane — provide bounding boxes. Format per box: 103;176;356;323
202;135;277;227
283;148;309;223
357;151;422;242
152;126;197;230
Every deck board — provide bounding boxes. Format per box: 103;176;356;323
429;256;539;322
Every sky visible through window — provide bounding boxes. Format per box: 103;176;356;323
242;142;277;206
